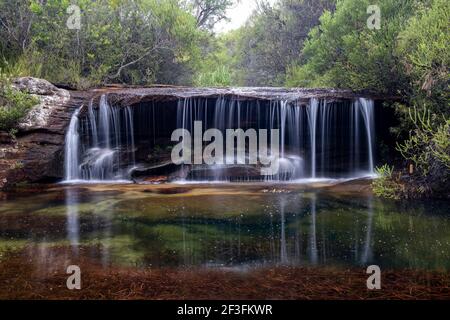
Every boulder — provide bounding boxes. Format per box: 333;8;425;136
12;77;70;131
1;77;89;190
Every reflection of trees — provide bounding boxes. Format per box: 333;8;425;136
61;192;449;271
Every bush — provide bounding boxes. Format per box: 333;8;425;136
372;165;403;200
374;107;450;200
0;72;38;132
396;107;450;196
396;0;449;114
195;66;232;87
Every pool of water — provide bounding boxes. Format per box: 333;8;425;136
1;183;449;271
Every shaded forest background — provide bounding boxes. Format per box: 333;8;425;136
0;0;448;198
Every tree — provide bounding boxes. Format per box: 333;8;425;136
0;0;205;87
233;0;335;86
184;0;236;29
0;0;34;57
285;0;420;92
396;0;449;114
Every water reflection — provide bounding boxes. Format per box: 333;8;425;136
279;196;288;264
309;194;318;265
0;186;449;271
65;188;80;250
361;196;374;265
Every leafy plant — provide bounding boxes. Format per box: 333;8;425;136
396;107;450;195
372;165;402;200
0;71;38;132
195;65;232;87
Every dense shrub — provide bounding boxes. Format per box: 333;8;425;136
372;165;405;200
0;72;37;132
397;108;450;197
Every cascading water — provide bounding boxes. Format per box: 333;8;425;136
65;108;81;181
359;98;375;173
307;98;320;178
64;94;376;183
64;94;136;182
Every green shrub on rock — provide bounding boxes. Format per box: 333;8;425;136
0;72;38;132
372;165;402;200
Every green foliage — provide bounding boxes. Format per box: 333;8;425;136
283;0;449;198
183;0;235;29
1;53;43;79
285;0;449;106
286;0;421;92
195;65;232;87
193;30;241;86
372;165;402;200
0;71;38;132
396;0;450;114
0;0;448;198
232;0;335;86
396;107;450;194
374;107;450;200
0;0;208;88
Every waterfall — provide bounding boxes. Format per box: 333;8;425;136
359;98;375;173
279;101;288;158
98;95;112;149
64;94;136;182
276;100;304;180
125;106;136;166
64;94;376;183
64;108;81;181
320;100;329;178
88;100;98;147
307;99;319;178
305;97;375;179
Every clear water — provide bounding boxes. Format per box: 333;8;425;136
1;184;449;271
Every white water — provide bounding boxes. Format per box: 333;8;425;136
64;94;136;182
65;95;376;183
359;98;375;173
307;98;320;178
64;108;81;181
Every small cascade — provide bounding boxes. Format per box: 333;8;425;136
65;108;81;181
98;94;112;149
359;98;375;173
125;106;136;166
64;94;136;182
64;93;376;183
320;99;329;177
307;98;320;178
88;100;98;147
274;100;304;181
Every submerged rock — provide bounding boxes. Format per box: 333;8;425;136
131;161;187;183
188;164;263;181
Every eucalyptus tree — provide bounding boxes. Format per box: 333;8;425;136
234;0;335;86
183;0;236;29
0;0;34;57
0;0;205;87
